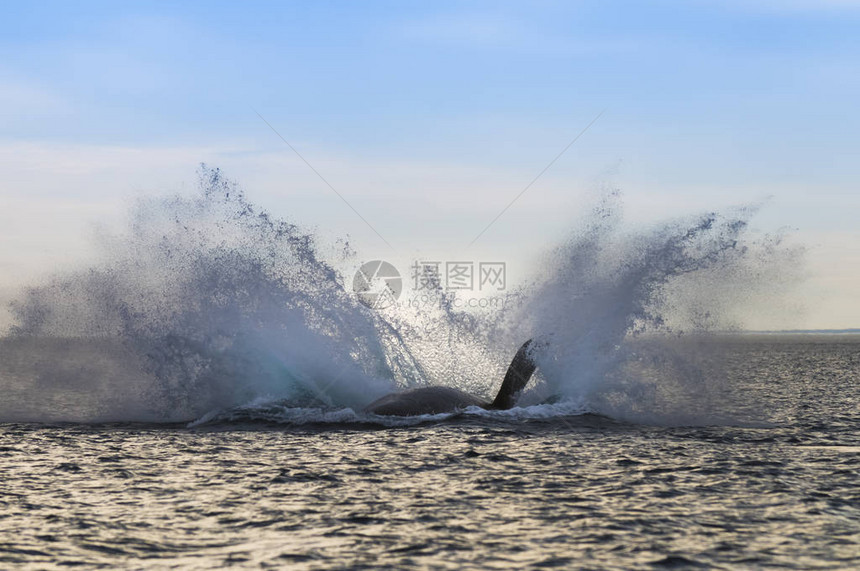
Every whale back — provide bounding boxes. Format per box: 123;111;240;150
363;339;538;416
365;386;488;416
489;339;537;410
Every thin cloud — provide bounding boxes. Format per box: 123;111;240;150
0;79;70;117
394;11;637;55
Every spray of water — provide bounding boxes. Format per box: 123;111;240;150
3;167;421;422
0;168;803;425
511;190;803;423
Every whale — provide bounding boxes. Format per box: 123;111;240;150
364;340;537;416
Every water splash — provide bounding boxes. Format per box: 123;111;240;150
3;167;419;421
512;192;804;423
0;168;803;425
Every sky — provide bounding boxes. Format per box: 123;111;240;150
1;0;859;330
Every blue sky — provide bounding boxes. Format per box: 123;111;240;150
2;0;859;329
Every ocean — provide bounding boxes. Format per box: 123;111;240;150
1;169;857;568
1;335;858;569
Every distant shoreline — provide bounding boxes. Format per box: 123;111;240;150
740;329;860;335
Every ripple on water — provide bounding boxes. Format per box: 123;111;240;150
0;341;858;569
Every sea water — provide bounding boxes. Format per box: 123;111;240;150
0;168;857;569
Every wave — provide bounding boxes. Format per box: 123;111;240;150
186;397;594;429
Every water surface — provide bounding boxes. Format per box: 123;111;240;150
2;337;857;570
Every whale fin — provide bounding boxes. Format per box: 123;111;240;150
489;339;537;410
